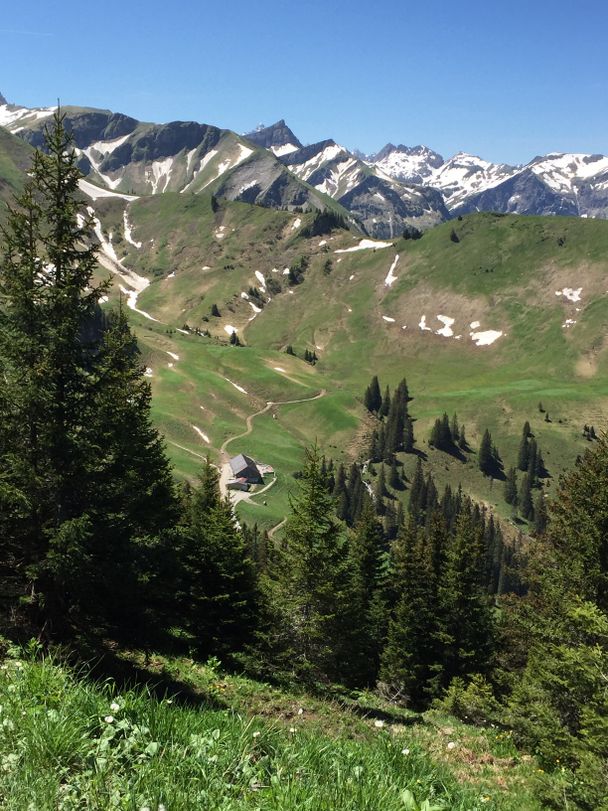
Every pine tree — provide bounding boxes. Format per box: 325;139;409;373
458;424;467;451
260;445;351;682
346;503;388;684
381;519;441;706
504;467;518;506
364;375;382;413
533;492;548;535
519;472;534;520
436;511;495;688
389;457;401;489
517;431;529;471
479;429;495;475
527;438;538;486
408;458;425;523
0;111;177;636
379;385;391;418
451;414;460;443
404;416;415;452
176;459;256;656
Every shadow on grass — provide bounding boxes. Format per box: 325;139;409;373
69;638;229;712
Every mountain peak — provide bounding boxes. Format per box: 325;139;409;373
0;92;7;106
245;119;303;152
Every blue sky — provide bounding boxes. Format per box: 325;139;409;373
2;0;607;164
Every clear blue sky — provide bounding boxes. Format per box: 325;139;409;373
2;0;607;164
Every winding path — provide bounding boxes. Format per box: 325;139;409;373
218;388;327;505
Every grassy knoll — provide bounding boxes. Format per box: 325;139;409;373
0;645;544;810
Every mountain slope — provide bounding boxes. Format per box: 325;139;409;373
280;139;448;237
3;100;340;216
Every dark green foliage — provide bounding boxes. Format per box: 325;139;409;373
401;223;423;240
479;429;501;476
429;413;452;451
322;258;332;275
176;460;256;657
285;344;295;356
533;492;548;535
259;445;352;683
347;503;389;684
287;255;309;286
379;385;391;418
517;427;530;471
229;329;241;346
381;519;441;706
449;228;460;243
403;416;415;453
210;303;221;317
504;467;518;506
518;473;534;520
364;375;382;413
300;209;347;237
0;111;177;638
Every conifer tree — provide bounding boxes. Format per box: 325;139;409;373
519;472;534;520
437;511;495;687
479;429;495;475
379;385;391;418
517;430;529;471
381;519;441;706
260;445;351;682
404;416;415;452
364;375;382;413
504;467;518;506
533;491;548;535
408;458;425;523
347;503;388;684
389;457;401;489
0;111;176;635
176;460;256;656
458;424;467;451
451;414;460;443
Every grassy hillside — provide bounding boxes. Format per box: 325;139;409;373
0;645;544;810
0;127;33;213
95;207;608;531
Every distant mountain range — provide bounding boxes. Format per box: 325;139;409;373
2;92;608;235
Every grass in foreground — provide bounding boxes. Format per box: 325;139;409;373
0;645;545;810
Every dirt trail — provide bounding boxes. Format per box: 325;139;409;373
218;388;327;506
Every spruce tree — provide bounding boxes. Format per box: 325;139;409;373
347;503;388;684
504;467;518;506
0;111;177;636
436;511;495;687
364;375;382;413
519;472;534;520
404;416;415;452
517;431;529;471
260;445;351;682
479;429;495;475
176;459;256;657
379;384;391;418
381;519;441;706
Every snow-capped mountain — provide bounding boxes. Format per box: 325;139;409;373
366;144;444;185
279;138;447;237
367;143;608;219
428;153;517;210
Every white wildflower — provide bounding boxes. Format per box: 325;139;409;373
289;727;296;734
104;715;114;724
401;748;410;755
446;741;456;750
374;720;384;728
110;702;120;712
252;731;260;738
297;708;304;715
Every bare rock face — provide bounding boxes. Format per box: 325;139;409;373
245;119;302;151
